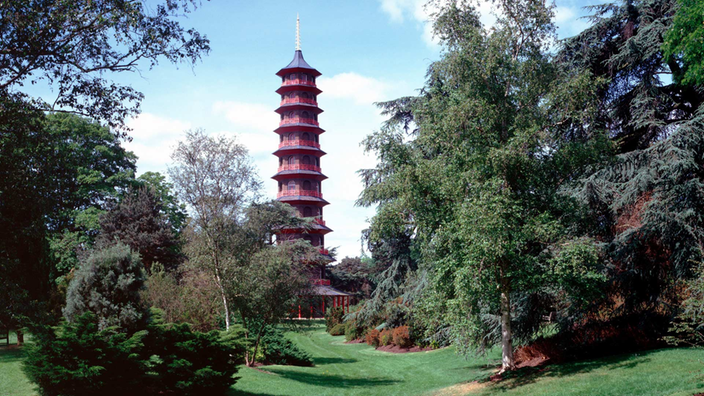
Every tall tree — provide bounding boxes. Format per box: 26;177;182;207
0;112;136;327
169;129;261;330
359;0;607;371
558;0;704;322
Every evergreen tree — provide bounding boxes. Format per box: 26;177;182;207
63;243;147;331
558;0;704;321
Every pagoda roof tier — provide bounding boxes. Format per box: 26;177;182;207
272;170;327;182
275;124;325;134
276;195;329;206
276;50;322;77
275;102;323;115
276;84;322;96
277;224;333;235
273;145;327;157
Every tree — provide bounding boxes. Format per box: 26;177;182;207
558;0;704;325
0;0;210;132
237;239;317;367
0;112;137;327
97;186;183;271
169;129;261;330
137;171;188;235
63;243;147;331
359;0;607;371
663;0;704;86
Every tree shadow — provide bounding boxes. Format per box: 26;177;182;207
227;389;279;396
486;352;655;390
0;346;26;364
265;369;399;389
312;357;357;365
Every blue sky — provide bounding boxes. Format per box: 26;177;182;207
36;1;604;259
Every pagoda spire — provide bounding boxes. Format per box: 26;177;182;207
296;14;301;51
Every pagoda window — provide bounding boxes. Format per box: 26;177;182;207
302;155;310;165
301;92;309;99
303;207;312;217
280;114;284;121
302;132;310;140
279;135;284;142
302;111;310;118
302;74;308;81
313;114;318;121
287;181;296;191
314;134;319;143
287;156;294;165
278;182;282;192
315;157;320;167
288;133;294;141
287;111;294;119
303;180;312;190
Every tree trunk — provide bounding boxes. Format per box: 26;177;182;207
214;265;230;330
16;329;23;346
499;288;515;373
246;325;266;367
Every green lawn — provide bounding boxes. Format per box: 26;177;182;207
2;323;703;396
0;332;36;396
229;321;498;396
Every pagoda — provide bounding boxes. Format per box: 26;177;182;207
273;16;350;317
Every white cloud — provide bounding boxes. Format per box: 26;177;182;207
212;101;279;133
317;72;391;105
124;113;191;175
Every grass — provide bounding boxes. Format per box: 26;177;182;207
2;322;703;396
0;332;36;396
468;348;704;396
229;320;498;396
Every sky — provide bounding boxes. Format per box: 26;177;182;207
35;0;603;260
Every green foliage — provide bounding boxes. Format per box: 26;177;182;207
344;321;362;342
259;326;313;367
142;310;245;395
0;0;210;132
137;172;188;235
63;243;147;331
559;0;704;322
23;312;146;396
329;323;346;336
325;306;345;332
24;310;245;396
665;262;704;346
663;0;704;86
359;0;609;370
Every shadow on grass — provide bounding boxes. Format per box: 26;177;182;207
264;369;399;389
0;346;26;364
312;357;357;365
228;389;280;396
487;352;655;391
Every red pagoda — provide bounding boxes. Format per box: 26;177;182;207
273;17;350;317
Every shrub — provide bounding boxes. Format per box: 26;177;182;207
344;321;361;342
259;326;313;366
325;306;345;332
329;323;346;336
142;310;245;395
24;310;245;396
365;328;380;347
379;329;393;346
63;243;147;331
393;325;412;348
24;313;146;396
